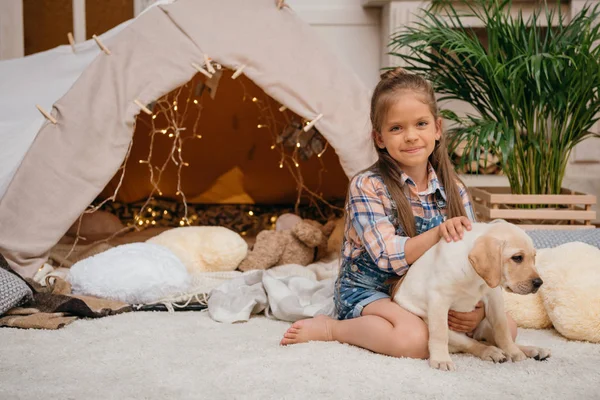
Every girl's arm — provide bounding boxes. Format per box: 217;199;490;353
404;180;476;264
405;215;472;264
403;225;441;265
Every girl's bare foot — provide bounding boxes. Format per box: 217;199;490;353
280;314;335;345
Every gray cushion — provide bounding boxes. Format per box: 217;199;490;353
0;254;33;316
526;229;600;249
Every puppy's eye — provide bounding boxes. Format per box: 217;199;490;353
511;255;523;263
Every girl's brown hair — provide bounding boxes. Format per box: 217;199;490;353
370;67;472;237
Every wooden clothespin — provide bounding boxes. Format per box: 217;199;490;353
278;105;287;112
191;62;213;79
303;113;323;132
92;34;111;55
276;0;287;10
134;99;153;115
36;105;57;124
204;54;216;74
231;64;246;80
67;32;76;53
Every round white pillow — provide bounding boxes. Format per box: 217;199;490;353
68;243;191;304
537;242;600;343
146;226;248;274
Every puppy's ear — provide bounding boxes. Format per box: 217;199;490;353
468;235;504;288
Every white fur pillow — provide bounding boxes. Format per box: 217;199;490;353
537;242;600;343
68;243;191;304
146;226;247;274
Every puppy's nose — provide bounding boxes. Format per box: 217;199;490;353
532;278;543;288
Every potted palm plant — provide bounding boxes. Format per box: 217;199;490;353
389;0;600;228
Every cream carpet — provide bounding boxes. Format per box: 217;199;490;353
1;312;599;400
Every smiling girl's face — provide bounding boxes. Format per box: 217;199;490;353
374;90;442;177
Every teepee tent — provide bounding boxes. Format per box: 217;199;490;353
0;0;375;278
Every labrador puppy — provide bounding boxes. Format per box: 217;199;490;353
393;221;551;371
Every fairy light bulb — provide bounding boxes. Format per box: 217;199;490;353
248;211;254;216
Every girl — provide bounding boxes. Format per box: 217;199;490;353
280;68;517;358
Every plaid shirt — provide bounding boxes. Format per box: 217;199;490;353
342;164;476;276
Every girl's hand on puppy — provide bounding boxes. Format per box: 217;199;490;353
439;216;472;242
449;301;485;333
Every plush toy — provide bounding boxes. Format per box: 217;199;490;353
326;216;345;258
237;216;336;272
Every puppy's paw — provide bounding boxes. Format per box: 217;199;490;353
429;358;456;372
506;349;528;362
479;345;508;363
519;345;551;361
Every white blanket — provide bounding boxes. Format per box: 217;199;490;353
208;260;339;323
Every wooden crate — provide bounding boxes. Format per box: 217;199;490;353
469;187;597;230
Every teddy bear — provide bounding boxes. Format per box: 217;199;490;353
237;215;338;272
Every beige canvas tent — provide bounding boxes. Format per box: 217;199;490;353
0;0;376;278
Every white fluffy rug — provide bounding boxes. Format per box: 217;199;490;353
1;312;599;400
